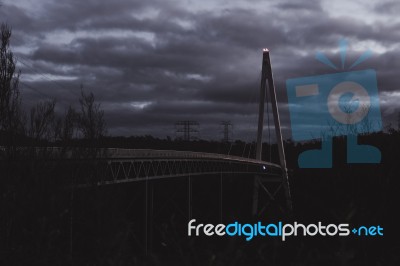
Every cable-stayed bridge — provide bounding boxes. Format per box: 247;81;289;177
3;49;293;256
63;49;293;216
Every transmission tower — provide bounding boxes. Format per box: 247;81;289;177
175;121;199;141
398;111;400;130
220;121;233;142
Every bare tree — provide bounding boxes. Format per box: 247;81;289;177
0;24;24;154
28;100;56;141
78;86;106;142
55;105;78;143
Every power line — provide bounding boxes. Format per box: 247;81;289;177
15;54;80;98
19;81;53;99
2;33;80;101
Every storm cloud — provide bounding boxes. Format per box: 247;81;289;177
1;0;399;140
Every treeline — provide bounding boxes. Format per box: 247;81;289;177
0;24;106;158
0;23;108;265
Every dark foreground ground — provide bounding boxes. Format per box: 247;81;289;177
1;131;399;265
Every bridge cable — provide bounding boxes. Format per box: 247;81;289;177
247;142;252;158
252;70;264;159
241;143;247;157
239;69;262;158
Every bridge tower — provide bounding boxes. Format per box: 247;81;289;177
253;48;293;216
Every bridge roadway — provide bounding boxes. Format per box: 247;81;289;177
73;148;284;186
1;147;283;186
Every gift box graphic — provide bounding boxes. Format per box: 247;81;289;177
286;41;382;168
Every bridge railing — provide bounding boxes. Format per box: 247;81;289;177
1;146;280;168
105;148;280;167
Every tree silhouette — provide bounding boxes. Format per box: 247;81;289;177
78;86;106;142
28;99;56;141
54;105;78;143
0;24;24;155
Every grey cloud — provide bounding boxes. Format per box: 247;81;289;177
374;1;400;14
1;0;399;139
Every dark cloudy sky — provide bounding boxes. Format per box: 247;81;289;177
1;0;399;141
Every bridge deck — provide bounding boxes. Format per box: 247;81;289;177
76;148;283;186
1;147;283;186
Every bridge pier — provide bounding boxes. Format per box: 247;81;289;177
188;175;192;220
144;178;154;256
220;173;223;223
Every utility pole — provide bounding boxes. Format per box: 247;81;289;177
220;121;232;142
175;121;199;141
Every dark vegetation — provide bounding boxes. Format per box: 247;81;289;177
1;23;400;265
2;131;399;265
